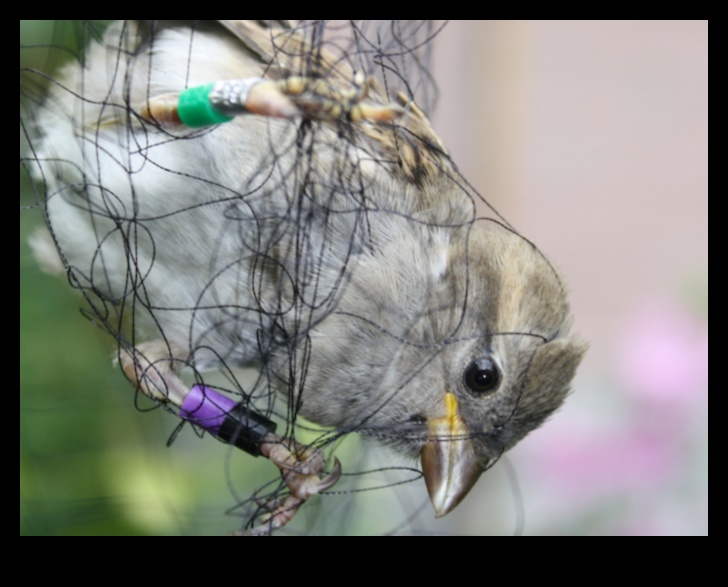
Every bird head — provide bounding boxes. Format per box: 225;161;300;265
298;216;587;516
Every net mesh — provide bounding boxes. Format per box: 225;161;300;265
21;20;581;535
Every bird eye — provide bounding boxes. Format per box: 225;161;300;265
463;358;500;395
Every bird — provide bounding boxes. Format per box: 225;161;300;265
27;20;587;534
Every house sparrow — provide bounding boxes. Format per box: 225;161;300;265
28;20;586;534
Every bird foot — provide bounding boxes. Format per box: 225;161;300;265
119;340;341;535
275;73;404;122
238;443;341;536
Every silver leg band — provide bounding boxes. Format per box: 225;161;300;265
208;78;267;117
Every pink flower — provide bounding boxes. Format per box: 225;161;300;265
617;299;708;407
524;297;707;501
527;424;678;499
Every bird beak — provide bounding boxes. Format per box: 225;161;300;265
420;393;482;517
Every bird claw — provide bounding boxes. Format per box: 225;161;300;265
237;441;341;535
279;453;341;500
275;74;403;123
262;438;341;498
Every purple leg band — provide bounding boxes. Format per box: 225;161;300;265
179;385;237;435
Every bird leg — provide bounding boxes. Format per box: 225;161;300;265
140;74;403;129
118;340;341;535
119;341;189;405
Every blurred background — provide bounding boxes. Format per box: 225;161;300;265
20;20;708;535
